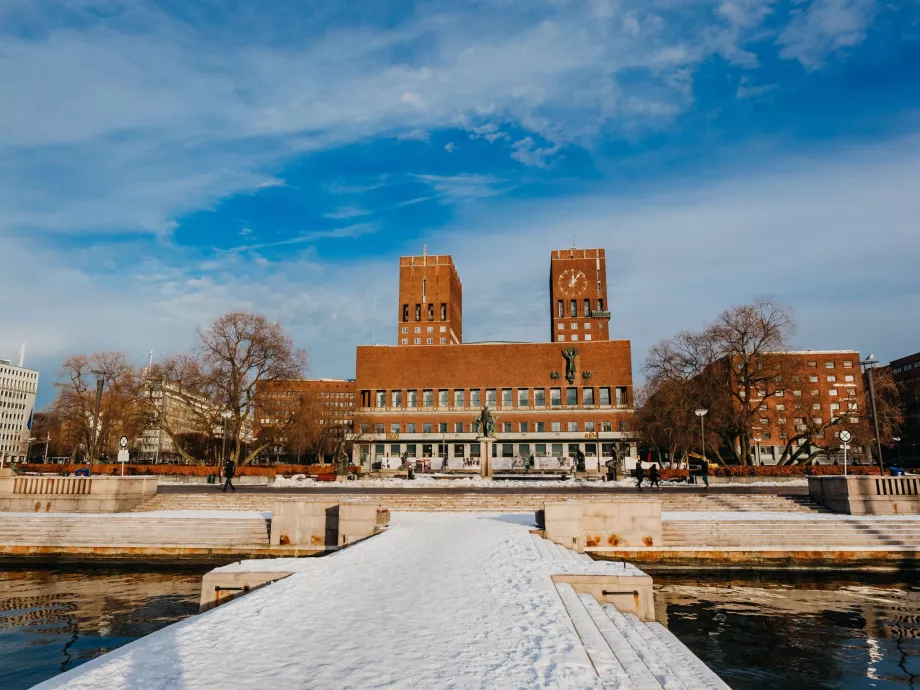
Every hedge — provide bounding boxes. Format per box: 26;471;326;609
17;463;357;477
658;464;880;480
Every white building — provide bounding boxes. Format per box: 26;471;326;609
0;356;39;464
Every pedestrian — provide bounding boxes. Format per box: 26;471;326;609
700;456;709;489
649;463;661;490
635;462;645;490
222;458;236;493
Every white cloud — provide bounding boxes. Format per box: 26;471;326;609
736;77;779;99
323;206;371;220
444;142;456;153
777;0;876;68
510;137;560;167
0;0;835;237
5;136;919;407
413;174;508;202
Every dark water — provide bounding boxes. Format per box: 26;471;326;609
0;567;203;690
655;571;920;689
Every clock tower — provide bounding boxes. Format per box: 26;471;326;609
549;248;610;342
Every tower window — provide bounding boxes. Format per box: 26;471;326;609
415;304;421;321
598;298;604;311
441;303;447;320
403;304;409;322
570;300;577;317
557;300;563;318
583;300;590;317
428;304;434;321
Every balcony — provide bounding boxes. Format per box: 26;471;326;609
591;310;612;319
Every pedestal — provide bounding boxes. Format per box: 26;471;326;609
478;438;495;480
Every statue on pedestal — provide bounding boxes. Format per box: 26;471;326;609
475;405;496;438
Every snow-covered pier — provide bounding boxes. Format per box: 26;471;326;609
35;512;727;689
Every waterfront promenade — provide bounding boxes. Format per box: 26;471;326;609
33;512;726;689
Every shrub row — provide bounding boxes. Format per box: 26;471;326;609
17;463;348;477
657;464;880;480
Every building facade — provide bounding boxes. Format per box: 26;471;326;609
0;357;39;464
140;377;217;461
891;351;920;459
352;247;636;469
549;248;611;342
397;253;463;346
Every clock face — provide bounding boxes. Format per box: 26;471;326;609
557;269;588;297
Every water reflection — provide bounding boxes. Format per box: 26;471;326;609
0;567;203;690
654;571;920;690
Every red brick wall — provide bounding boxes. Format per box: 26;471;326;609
549;248;610;342
397;255;463;345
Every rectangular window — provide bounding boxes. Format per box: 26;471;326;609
426;338;433;344
438;390;449;407
571;322;579;329
415;304;421;321
570;300;577;317
584;334;592;341
519;422;529;433
551;421;561;432
557;300;563;318
812;403;821;410
441;303;447;321
454;422;464;433
809;376;818;383
583;388;594;405
423;390;433;407
552;443;564;457
566;388;577;406
501;443;514;458
502;388;513;406
808;361;817;368
453;444;464;457
776;404;785;410
470;390;481;407
401;338;408;345
585;421;595;432
503;422;512;433
601;421;612;432
392;390;402;407
583;299;591;317
407;390;418;408
557;335;565;342
829;389;838;396
830;403;840;411
518;389;528;407
616;387;628;406
360;424;369;434
535;422;545;432
557;322;565;330
427;326;434;333
414;338;420;345
428;304;435;321
423;423;432;433
454;390;465;407
486;389;497;406
827;376;837;383
518;444;531;457
550;388;562;406
403;304;409;321
401;326;408;333
571;334;578;341
439;422;448;433
845;375;855;382
599;387;611;405
825;361;835;369
843;360;853;368
390;444;401;455
391;423;400;433
567;421;578;432
414;327;421;333
439;338;446;344
375;423;385;434
534;389;545;406
375;391;386;408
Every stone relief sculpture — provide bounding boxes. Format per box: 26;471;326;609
562;347;579;384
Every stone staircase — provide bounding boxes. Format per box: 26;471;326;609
134;491;822;514
662;519;920;548
0;514;270;547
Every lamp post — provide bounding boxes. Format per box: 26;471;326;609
88;370;106;476
26;437;36;463
860;355;885;473
893;437;903;467
43;433;50;463
695;408;708;465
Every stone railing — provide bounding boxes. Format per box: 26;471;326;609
808;475;920;514
0;474;158;512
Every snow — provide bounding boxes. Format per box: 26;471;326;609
271;474;807;489
663;511;920;522
36;512;632;690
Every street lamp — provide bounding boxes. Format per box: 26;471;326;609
695;409;708;465
893;437;903;466
88;370;107;476
26;437;36;463
860;355;885;473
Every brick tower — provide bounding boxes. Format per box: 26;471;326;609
549;248;610;342
397;250;463;346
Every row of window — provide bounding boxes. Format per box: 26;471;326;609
557;334;592;342
366;442;626;459
807;360;854;369
401;338;447;345
894;362;917;374
362;386;629;409
360;420;629;434
402;325;448;334
402;302;448;322
556;299;605;319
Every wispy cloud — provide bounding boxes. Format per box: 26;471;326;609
226;222;378;252
777;0;876;68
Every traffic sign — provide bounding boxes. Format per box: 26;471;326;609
117;450;129;463
119;435;129;449
839;430;852;443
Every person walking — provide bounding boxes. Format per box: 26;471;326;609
635;462;645;491
649;463;661;490
700;457;709;489
222;458;236;493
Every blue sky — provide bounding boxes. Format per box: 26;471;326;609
2;0;919;408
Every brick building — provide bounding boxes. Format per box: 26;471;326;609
891;351;920;459
352;247;636;469
735;350;866;464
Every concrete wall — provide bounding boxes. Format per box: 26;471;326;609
809;475;920;514
551;573;655;622
269;500;379;548
0;475;158;512
543;500;662;552
199;571;293;612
